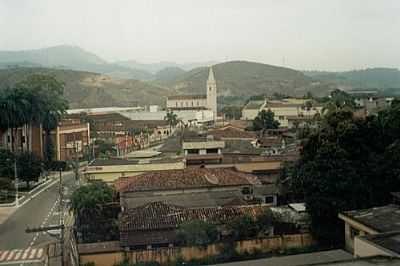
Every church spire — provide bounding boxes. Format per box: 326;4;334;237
207;66;215;83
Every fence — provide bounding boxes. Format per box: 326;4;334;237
79;233;314;266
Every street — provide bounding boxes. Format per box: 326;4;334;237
0;172;76;250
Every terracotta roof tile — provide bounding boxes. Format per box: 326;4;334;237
119;201;269;232
115;167;261;193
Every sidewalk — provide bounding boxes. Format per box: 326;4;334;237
0;206;16;225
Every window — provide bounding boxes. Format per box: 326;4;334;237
209;87;212;91
241;187;253;195
279;116;285;120
197;101;199;106
187;149;199;154
180;102;183;107
265;196;275;204
191;101;193;106
206;148;218;154
176;102;178;107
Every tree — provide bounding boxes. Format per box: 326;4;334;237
71;181;117;242
177;220;218;246
228;215;259;240
253;110;280;131
70;181;114;214
222;106;242;120
291;104;400;245
17;75;68;162
16;152;42;189
322;89;356;115
0;149;15;178
164;110;178;133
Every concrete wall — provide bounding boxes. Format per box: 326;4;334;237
79;234;314;266
354;237;393;258
84;161;185;183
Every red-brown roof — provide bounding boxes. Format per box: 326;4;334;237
115;167;261;193
208;126;256;140
119;201;269;231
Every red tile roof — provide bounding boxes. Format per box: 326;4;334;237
119;201;269;231
115;167;261;193
208;127;256;140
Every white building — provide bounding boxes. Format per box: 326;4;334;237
166;67;217;121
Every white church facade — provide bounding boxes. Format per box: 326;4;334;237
166;67;217;120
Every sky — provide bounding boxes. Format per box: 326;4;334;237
0;0;399;71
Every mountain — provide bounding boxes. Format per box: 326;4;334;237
0;45;105;67
0;67;169;108
114;60;217;74
304;68;400;89
0;45;154;80
154;67;186;82
161;61;331;97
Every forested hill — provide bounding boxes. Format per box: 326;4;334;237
304;68;400;90
160;61;333;97
0;67;169;108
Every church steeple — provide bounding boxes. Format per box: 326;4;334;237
207;66;216;84
206;66;217;121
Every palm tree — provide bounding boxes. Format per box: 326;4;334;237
164;110;178;135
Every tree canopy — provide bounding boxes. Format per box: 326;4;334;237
176;220;218;246
253;110;280;131
288;99;400;245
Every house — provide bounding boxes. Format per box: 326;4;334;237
83;158;185;183
241;100;266;120
182;136;225;165
115;167;273;209
240;98;322;128
119;201;269;249
166;67;217;121
338;204;400;253
208;125;257;141
263;99;322;128
0;124;44;158
50;118;90;161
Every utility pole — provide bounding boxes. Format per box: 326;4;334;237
59;169;65;266
14;158;19;207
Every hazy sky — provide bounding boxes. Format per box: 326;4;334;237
0;0;399;71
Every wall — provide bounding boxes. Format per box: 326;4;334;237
79;234;314;266
354;237;393;258
167;98;207;109
84;161;185;183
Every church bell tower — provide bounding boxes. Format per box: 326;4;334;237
206;66;217;121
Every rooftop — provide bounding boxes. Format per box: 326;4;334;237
223;139;264;155
340;204;400;233
89;157;181;167
115;167;261;193
243;100;265;110
119;201;268;232
208;126;257;140
360;231;400;255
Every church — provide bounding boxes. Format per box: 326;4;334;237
166;66;217;120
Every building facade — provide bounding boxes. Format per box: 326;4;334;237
51;119;91;161
166;67;217;121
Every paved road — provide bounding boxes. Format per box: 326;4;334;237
0;172;77;250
